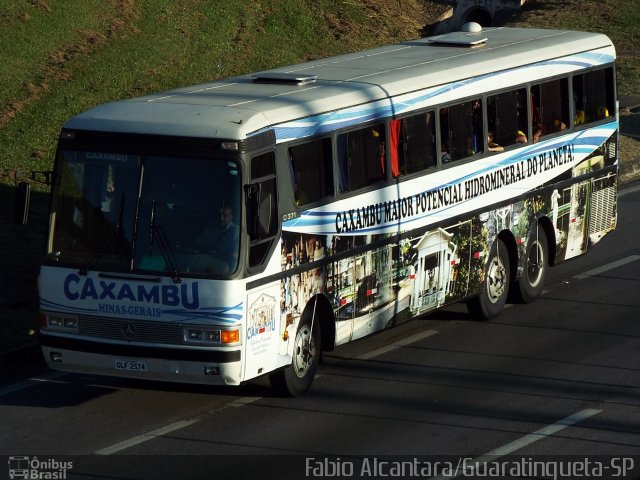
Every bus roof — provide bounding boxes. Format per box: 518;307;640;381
65;27;614;141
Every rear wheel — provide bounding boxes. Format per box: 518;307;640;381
467;238;510;320
516;225;548;303
270;315;320;397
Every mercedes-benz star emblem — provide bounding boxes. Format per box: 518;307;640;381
121;322;137;340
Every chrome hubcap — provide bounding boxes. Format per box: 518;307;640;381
486;256;507;303
292;324;316;378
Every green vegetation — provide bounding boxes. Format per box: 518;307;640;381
0;0;427;180
1;0;637;182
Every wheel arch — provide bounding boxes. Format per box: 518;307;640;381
301;293;335;353
536;215;557;266
497;229;518;282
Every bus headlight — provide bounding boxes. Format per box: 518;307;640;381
183;327;240;346
46;314;79;332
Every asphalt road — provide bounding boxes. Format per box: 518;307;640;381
1;183;640;480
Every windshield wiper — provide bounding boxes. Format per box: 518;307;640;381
149;197;182;284
79;193;125;275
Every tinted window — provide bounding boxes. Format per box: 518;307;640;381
251;151;275;180
573;67;615;126
487;88;527;149
289;138;333;206
390;112;436;177
338;123;386;192
531;78;569;142
440;98;483;163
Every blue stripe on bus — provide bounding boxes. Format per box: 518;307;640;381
282;125;616;233
41;297;99;314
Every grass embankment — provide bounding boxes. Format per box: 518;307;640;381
0;0;432;178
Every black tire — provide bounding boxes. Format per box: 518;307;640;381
467;238;510;320
516;225;548;303
269;315;321;397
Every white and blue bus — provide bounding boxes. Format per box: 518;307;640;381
23;25;618;396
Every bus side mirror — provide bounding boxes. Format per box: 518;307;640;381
15;182;31;226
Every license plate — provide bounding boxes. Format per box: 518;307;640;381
115;358;148;371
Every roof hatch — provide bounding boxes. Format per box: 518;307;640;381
252;72;318;86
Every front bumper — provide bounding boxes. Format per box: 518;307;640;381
40;333;243;386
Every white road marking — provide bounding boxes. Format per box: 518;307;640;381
95;417;202;455
431;408;601;479
95;395;265;454
573;255;640;280
479;408;601;457
356;329;439;360
0;371;68;397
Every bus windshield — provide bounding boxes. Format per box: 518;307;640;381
48;150;242;276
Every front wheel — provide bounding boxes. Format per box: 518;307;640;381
467;238;510;320
516;225;548;303
270;316;321;397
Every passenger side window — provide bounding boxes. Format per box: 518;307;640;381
338;123;386;193
289;138;333;206
531;78;569;143
390;111;436;177
572;67;615;126
440;98;483;163
487;88;527;149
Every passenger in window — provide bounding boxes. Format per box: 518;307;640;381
532;123;543;143
553;119;567;131
532;103;543;143
573;91;586;125
516;130;528;144
487;132;504;152
598;106;610;119
441;140;451;164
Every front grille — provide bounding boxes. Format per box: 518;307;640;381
79;316;183;345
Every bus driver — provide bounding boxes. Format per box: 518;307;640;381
193;205;240;273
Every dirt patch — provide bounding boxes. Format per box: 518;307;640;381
0;0;139;130
28;0;52;12
322;0;446;46
512;0;615;25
